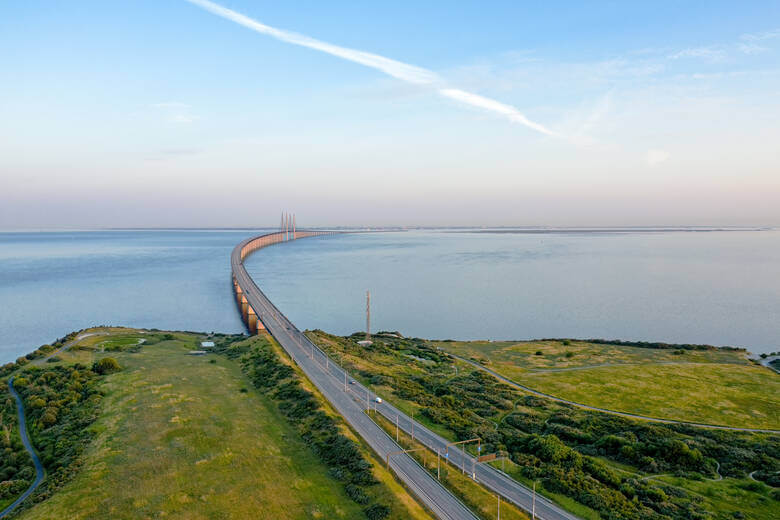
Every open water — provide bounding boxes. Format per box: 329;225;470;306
1;228;778;363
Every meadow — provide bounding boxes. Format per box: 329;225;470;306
434;339;779;429
12;328;431;520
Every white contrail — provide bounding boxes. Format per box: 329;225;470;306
186;0;556;136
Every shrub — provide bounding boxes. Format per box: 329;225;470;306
364;504;391;520
535;350;543;356
92;357;121;375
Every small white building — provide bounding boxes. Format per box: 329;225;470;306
189;350;207;356
201;341;215;348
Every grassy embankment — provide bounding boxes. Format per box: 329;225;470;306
434;339;779;429
10;328;432;520
308;330;780;520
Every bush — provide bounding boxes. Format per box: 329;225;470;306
535;350;543;356
92;357;121;375
1;362;104;512
364;504;391;520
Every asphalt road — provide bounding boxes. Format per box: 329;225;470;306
233;232;582;520
0;331;103;518
449;352;780;434
233;234;479;520
0;377;45;519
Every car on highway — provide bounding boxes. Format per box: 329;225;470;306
374;397;383;403
349;380;356;384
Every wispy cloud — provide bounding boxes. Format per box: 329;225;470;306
668;46;726;62
741;28;780;42
738;42;768;55
185;0;556;136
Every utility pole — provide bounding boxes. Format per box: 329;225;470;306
462;445;465;474
497;495;500;520
532;481;536;520
396;414;399;442
437;448;440;480
365;290;371;342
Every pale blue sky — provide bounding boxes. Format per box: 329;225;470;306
1;1;779;228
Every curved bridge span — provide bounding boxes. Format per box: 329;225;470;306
230;231;579;520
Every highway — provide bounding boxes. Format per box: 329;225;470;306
232;231;582;520
232;232;479;520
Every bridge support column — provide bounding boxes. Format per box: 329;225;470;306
235;282;243;306
240;294;249;323
247;306;258;335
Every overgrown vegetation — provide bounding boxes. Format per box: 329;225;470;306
0;393;34;511
1;362;105;514
540;338;746;352
216;336;392;520
310;330;780;520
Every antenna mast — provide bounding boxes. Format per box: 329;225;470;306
366;290;371;342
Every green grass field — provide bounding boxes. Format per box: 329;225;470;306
16;328;432;520
435;339;779;429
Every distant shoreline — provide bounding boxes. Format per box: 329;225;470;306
0;225;774;233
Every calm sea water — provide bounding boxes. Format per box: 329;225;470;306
1;228;779;363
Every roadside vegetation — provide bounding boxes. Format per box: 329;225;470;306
1;353;109;514
370;412;529;520
7;328;432;520
432;338;779;429
216;333;433;520
309;330;780;520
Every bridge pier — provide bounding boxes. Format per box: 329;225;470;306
247;306;258;334
240;294;249;322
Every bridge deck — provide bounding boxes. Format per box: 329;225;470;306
231;231;580;520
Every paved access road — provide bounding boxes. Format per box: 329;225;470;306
449;352;780;434
0;377;45;519
1;331;103;518
233;232;582;520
